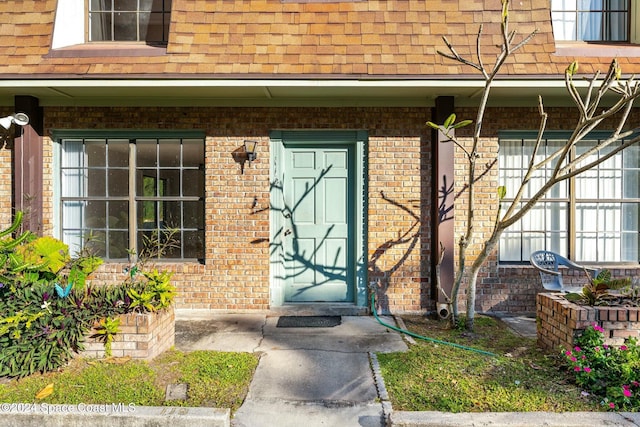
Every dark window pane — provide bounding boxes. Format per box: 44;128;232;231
183;231;204;259
88;169;106;196
159;140;180;167
114;12;138;41
139;11;152;40
159;170;180;196
86;233;107;258
136;140;157;167
137;170;157;196
183;141;204;167
116;0;138;11
138;200;160;228
145;13;164;42
90;0;111;11
108;231;129;258
137;230;154;255
108;169;129;197
163;243;182;259
184;201;204;229
607;12;627;41
137;229;176;258
86;141;106;167
108;201;128;228
163;201;181;228
108;141;129;167
183;169;204;197
86;200;107;228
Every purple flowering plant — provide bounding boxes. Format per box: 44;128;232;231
564;323;640;411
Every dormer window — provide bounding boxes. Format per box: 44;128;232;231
89;0;172;44
551;0;629;42
51;0;172;49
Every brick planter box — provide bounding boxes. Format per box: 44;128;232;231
81;306;175;359
537;292;640;351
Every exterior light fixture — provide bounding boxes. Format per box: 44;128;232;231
244;140;258;164
0;113;29;130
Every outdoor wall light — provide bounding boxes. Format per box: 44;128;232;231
0;113;29;130
244;140;258;164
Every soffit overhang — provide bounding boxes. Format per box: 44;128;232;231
0;76;622;108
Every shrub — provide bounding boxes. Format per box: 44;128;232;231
563;324;640;411
0;212;175;378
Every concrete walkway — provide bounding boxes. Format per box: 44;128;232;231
175;311;407;427
175;312;640;427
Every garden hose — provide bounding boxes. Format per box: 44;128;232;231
370;293;497;357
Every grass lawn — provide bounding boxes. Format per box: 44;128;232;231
0;349;259;413
377;315;603;413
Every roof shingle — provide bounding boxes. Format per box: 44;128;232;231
0;0;637;79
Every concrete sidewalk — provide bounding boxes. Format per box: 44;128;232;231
175;311;407;427
175;311;640;427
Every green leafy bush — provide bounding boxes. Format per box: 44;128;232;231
564;324;640;411
565;269;634;307
0;212;175;378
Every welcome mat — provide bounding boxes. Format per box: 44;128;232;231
276;316;341;328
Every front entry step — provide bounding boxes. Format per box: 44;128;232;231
269;303;368;317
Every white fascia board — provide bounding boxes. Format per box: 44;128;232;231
0;79;573;90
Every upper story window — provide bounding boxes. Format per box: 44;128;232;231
51;0;172;49
89;0;172;44
551;0;630;42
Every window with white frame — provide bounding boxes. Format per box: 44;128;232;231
89;0;171;43
551;0;630;42
57;133;204;261
499;132;640;263
51;0;172;49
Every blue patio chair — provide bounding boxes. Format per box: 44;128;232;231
529;250;599;292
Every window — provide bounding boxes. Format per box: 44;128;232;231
499;132;640;263
89;0;172;44
551;0;629;41
51;0;172;49
57;134;205;261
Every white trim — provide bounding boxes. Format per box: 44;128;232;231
0;79;574;89
51;0;85;49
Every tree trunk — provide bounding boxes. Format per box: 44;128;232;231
464;233;501;330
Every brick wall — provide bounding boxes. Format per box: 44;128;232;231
27;105;640;315
81;306;175;359
44;106;432;313
538;293;640;351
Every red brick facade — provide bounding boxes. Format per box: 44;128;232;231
538;293;640;351
17;105;634;315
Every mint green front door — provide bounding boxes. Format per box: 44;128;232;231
283;144;354;302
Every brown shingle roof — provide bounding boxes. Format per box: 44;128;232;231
0;0;637;79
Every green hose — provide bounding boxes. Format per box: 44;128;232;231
370;293;497;357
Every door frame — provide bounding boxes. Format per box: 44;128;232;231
269;130;368;307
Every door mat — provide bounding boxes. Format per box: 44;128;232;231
276;316;341;328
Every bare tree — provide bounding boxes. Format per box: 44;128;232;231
428;0;640;330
